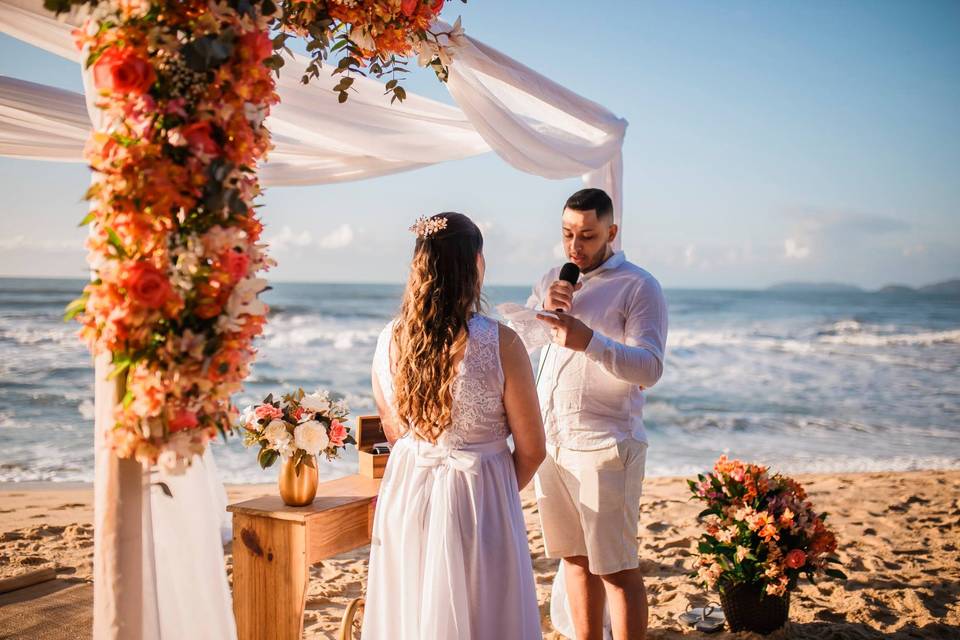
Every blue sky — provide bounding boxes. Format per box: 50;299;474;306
1;1;958;288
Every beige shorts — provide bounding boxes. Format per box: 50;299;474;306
534;439;647;576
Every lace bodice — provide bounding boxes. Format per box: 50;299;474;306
373;314;510;448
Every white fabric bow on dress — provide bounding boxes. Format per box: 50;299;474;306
415;445;482;475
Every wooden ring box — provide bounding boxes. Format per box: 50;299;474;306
356;415;390;479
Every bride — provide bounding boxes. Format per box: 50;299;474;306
361;212;545;639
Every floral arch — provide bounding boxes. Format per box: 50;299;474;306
52;0;467;470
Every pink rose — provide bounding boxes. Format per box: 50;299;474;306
181;121;219;156
221;249;250;282
785;549;806;569
122;262;173;310
165;98;187;117
169;409;199;433
329;420;348;447
255;404;283;420
239;30;273;62
92;47;156;95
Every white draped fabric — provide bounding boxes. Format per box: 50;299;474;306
0;1;628;639
0;3;626;232
151;449;236;640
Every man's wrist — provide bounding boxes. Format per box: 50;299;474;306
572;325;594;352
583;329;608;358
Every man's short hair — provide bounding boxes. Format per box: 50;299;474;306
564;188;614;223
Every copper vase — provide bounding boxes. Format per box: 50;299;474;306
278;454;318;506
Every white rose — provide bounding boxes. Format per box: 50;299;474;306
239;405;257;428
157;450;193;475
294;420;329;456
330;398;349;417
300;391;330;414
277;438;297;459
263;419;291;448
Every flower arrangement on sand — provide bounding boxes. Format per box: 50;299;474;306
689;456;847;598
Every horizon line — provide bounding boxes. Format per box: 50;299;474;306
0;273;954;293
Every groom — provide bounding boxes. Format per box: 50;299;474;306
531;188;668;640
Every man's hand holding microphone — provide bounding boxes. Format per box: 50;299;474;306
536;262;594;352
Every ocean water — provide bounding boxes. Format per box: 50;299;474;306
0;278;958;483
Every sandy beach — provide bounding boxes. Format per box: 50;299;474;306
1;470;958;639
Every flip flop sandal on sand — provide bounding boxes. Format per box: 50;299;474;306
679;602;725;633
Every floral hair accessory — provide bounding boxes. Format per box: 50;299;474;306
409;215;448;239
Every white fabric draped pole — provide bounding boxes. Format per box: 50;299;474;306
0;2;628;639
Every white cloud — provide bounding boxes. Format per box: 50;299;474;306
266;226;314;253
780;207;910;262
474;220;495;234
318;224;354;250
784;237;810;260
266;223;354;255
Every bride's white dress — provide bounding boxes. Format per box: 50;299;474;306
361;314;541;640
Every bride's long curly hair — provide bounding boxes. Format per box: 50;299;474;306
392;213;484;442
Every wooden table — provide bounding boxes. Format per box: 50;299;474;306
227;475;381;640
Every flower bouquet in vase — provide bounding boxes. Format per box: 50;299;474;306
241;388;355;506
689;456;847;634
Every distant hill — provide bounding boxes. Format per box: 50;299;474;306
918;279;960;296
767;282;863;293
877;279;960;296
769;279;959;296
877;284;915;295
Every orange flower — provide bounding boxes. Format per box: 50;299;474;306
810;528;837;555
785;478;808;501
374;27;412;56
221;249;251;282
209;348;244;382
778;508;795;528
122;262;174;310
169;408;199;433
92;47;156;95
749;511;774;532
239;29;273;63
785;549;806;569
181;121;220;157
401;0;418;17
758;523;780;542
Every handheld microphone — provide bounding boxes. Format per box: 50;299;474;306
556;262;581;313
536;261;582;386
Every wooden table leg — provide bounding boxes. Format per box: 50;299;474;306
233;514;307;640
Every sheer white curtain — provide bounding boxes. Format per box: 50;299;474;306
0;2;628;638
